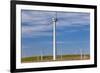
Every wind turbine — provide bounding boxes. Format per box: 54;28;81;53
45;12;66;60
80;49;83;60
52;12;57;60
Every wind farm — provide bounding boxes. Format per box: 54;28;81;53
21;10;90;63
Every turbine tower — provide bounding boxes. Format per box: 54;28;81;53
52;12;57;60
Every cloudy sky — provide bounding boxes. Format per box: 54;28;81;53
21;10;90;58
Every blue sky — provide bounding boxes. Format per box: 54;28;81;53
21;10;90;58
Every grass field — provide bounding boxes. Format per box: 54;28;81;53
21;54;90;63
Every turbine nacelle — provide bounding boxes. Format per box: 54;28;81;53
52;18;57;22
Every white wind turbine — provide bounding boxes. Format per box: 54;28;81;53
52;12;57;60
45;12;66;60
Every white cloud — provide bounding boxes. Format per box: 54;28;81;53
56;41;89;45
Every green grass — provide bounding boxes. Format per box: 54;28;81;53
21;54;90;63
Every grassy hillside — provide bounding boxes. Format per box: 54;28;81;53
21;54;90;63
